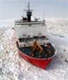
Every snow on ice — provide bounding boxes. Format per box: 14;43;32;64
0;20;68;80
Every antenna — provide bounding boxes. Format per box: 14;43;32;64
28;2;30;11
43;12;45;20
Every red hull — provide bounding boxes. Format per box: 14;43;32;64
18;49;55;69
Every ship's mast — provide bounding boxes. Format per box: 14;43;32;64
28;2;30;11
24;2;33;22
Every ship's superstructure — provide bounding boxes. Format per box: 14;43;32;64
15;2;47;48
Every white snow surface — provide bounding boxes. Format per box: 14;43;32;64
0;20;68;80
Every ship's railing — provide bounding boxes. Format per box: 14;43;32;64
19;36;48;42
15;20;45;26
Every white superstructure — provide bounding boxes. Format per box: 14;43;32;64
15;20;46;38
